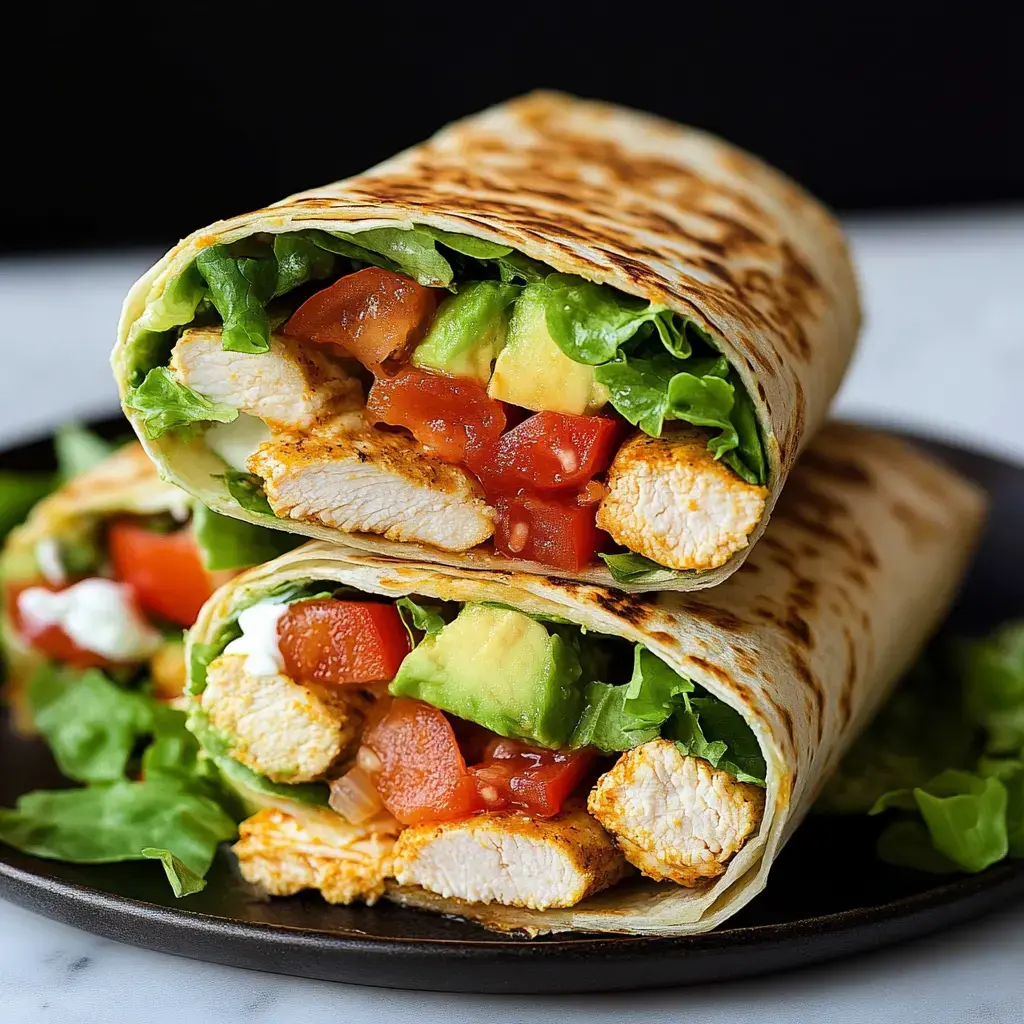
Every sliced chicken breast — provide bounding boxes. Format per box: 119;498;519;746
588;739;765;887
596;428;768;571
170;327;362;432
201;653;368;783
393;808;627;910
248;428;495;552
233;806;399;905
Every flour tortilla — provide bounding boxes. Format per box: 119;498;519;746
0;444;187;729
187;423;984;935
114;91;861;592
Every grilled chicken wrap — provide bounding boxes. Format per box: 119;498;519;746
185;423;983;934
113;91;859;592
1;442;298;731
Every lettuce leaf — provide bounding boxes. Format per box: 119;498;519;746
27;666;155;784
195;245;279;354
0;472;54;540
55;424;115;481
570;681;661;752
271;233;336;297
597;552;693;585
595;350;764;484
0;778;236;885
569;644;764;784
669;696;768;785
192;502;300;571
962;623;1024;755
327;227;454;288
126;367;238;440
218;470;275;515
141;847;208;897
396;597;446;642
871;770;1009;873
542;275;697;364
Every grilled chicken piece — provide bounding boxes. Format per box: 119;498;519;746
588;739;765;887
233;806;399;905
200;654;368;783
248;428;496;552
169;327;363;432
596;428;768;572
393;808;627;910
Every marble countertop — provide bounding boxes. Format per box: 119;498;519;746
2;209;1023;1022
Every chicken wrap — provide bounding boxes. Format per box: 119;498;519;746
1;440;298;732
184;423;984;934
113;91;860;592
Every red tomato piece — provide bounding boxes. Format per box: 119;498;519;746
284;268;437;371
364;699;484;825
470;738;594;817
494;493;606;571
277;599;411;686
108;521;214;628
479;412;622;496
366;368;507;464
6;581;113;668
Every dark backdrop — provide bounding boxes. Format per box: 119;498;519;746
5;3;1021;253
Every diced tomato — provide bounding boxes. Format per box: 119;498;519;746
284;268;437;371
470;738;595;817
476;412;622;496
277;599;411;686
367;368;507;464
494;493;606;571
108;521;214;627
6;581;114;668
364;699;484;825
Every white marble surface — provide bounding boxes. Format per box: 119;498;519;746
1;209;1023;1021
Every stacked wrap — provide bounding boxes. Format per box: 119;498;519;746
187;424;984;934
113;91;861;591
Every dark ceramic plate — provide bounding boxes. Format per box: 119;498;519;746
1;418;1023;994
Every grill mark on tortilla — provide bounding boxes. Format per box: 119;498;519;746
797;449;873;486
678;601;750;633
840;627;858;726
891;500;946;546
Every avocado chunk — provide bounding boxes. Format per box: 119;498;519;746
488;284;609;415
389;604;583;748
411;281;519;385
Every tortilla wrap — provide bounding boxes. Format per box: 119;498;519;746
114;91;860;592
0;443;188;729
187;423;984;934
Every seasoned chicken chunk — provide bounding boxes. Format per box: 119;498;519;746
200;654;368;783
393;808;627;910
249;428;495;552
234;806;399;905
170;327;362;432
588;739;765;887
596;428;768;571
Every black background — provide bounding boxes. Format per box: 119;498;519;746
5;3;1021;253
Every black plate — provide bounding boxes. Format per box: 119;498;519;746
1;418;1023;994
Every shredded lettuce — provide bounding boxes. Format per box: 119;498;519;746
126;367;238;440
192;502;300;571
